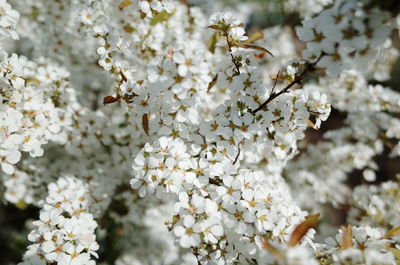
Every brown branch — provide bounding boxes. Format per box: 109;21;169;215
270;70;281;96
179;0;192;21
226;35;241;75
233;145;241;165
252;54;324;114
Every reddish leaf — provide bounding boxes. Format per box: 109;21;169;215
261;238;284;260
142;113;149;135
103;95;120;105
119;0;133;10
288;214;320;247
340;224;353;249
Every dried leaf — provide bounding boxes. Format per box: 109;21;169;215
384;227;400;239
261;238;284;260
208;25;222;31
119;0;133;10
207;32;218;54
207;74;218;92
142;113;149;135
340;224;353;250
25;77;41;85
103;95;120;105
254;53;266;59
235;43;274;57
288;214;320;247
123;25;136;33
389;248;400;260
307;119;318;130
269;74;286;81
150;10;173;26
244;31;264;44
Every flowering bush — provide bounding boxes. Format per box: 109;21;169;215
0;0;399;264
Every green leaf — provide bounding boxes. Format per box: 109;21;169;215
389;248;400;261
16;199;27;209
150;10;173;26
207;32;218;54
384;227;400;239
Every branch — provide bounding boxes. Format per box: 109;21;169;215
252;54;324;114
226;35;241;75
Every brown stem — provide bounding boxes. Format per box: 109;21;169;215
252;54;324;114
233;145;241;165
226;35;241;75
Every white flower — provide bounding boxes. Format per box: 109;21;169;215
173;215;200;248
0;148;21;174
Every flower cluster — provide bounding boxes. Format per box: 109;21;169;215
349;179;400;228
0;54;75;175
297;0;394;76
128;8;326;263
0;0;19;44
0;0;399;264
21;176;99;265
317;225;398;265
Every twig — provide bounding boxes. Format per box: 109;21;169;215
179;0;192;20
226;35;241;75
252;54;324;114
270;70;281;96
233;145;241;165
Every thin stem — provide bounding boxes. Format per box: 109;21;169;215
252;54;324;114
270;70;281;96
233;145;241;165
226;35;241;75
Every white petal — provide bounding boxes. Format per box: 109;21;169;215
211;225;224;237
183;215;195;227
242;189;253;201
174;226;185;237
6;151;21;164
42;241;56;253
1;162;14;174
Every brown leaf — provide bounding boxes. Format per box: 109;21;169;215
340;224;353;250
234;43;274;57
288;214;320;247
142;113;149;135
119;0;133;10
261;238;284;260
207;74;218;92
254;53;266;59
244;31;264;44
269;74;286;81
103;95;120;105
208;25;222;31
384;227;400;239
123;25;135;34
307;119;318;130
207;32;218;54
25;77;41;85
389;248;400;261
